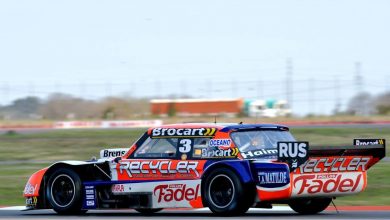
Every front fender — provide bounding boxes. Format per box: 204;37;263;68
23;160;108;198
23;168;48;197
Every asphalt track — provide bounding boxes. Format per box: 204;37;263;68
0;207;389;220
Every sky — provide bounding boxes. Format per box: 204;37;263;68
0;0;389;115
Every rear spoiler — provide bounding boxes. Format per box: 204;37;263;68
309;139;385;170
310;144;385;158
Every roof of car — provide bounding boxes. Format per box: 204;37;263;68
148;123;289;132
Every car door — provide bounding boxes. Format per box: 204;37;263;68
110;136;205;208
114;137;199;179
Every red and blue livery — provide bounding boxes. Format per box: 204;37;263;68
23;123;385;215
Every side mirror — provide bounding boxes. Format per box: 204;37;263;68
114;157;121;163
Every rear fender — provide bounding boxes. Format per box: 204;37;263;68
202;160;254;184
250;162;291;201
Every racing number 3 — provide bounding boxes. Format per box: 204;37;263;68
179;139;192;153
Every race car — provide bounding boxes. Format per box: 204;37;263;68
23;123;385;215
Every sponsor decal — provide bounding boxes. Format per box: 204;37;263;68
253;163;290;190
112;184;125;193
209;139;231;147
85;189;94;194
200;148;239;158
25;197;37;206
154;184;200;203
24;183;37;195
293;172;364;195
241;149;278;159
296;156;370;173
119;160;200;178
277;142;309;170
100;149;127;158
258;171;288;185
354;139;385;146
151;128;216;138
83;185;97;209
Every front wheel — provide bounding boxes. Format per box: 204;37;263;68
288;198;332;215
202;168;253;216
46;168;86;215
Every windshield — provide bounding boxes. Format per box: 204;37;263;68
231;130;295;159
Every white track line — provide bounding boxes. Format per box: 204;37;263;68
194;206;293;212
0;206;27;211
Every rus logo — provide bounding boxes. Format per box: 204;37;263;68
277;142;309;170
278;142;308;158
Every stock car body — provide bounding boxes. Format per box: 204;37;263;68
23;123;385;215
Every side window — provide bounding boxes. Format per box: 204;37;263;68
134;137;177;158
192;138;211;158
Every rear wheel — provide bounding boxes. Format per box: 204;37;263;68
135;208;163;214
288;198;332;215
203;168;253;216
46;168;86;215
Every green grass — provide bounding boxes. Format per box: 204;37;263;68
0;129;146;161
0;127;388;206
0;163;52;206
291;127;390;157
334;161;390;206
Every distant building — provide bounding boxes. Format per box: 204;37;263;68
245;99;291;118
150;98;243;117
150;98;291;118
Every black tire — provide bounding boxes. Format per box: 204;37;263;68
202;167;253;216
288;198;332;215
46;168;86;215
135;208;163;214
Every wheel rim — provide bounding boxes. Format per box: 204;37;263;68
208;174;235;209
50;174;76;208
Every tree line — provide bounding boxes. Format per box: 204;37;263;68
0;93;150;120
0;92;389;120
